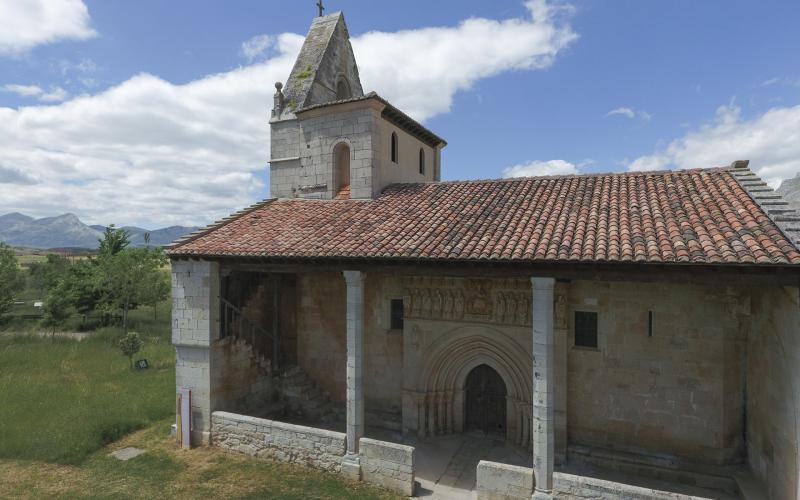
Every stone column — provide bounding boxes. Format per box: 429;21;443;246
342;270;365;480
172;260;220;447
553;282;569;465
531;277;555;499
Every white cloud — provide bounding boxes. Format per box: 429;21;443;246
607;107;634;119
629;103;800;187
354;0;577;121
606;106;651;122
762;76;800;88
39;87;68;102
2;84;69;102
502;159;580;178
240;35;274;62
1;84;44;97
0;0;96;55
0;1;576;227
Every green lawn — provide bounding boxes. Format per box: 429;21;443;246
0;303;398;499
0;308;175;464
0;421;401;499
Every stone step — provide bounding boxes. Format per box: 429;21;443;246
760;201;789;206
754;195;782;200
768;209;797;215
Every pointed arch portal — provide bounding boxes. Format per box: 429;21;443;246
410;325;533;448
465;364;507;436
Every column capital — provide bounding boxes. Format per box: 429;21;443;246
531;276;556;289
343;270;365;285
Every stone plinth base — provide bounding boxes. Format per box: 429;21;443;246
341;454;362;481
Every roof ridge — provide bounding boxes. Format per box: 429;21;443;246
380;166;731;192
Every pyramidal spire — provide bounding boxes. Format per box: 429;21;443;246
282;12;364;111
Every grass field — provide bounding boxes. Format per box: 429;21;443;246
0;421;400;499
0;307;175;464
0;285;396;499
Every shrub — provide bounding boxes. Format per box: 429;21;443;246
119;332;144;368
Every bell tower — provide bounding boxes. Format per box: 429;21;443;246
269;12;445;200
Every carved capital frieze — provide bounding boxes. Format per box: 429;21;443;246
403;276;532;326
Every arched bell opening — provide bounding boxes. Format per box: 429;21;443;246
333;142;351;199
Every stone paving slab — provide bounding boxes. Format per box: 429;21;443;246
110;447;146;461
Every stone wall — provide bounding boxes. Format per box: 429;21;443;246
376;118;438;187
172;260;218;347
270;101;439;200
359;437;415;496
476;460;534;500
566;280;746;464
173;260;219;445
291;270;753;467
296;272;404;427
747;285;800;500
553;471;704;500
173;261;277;444
211;411;346;472
270;104;380;200
211;336;275;415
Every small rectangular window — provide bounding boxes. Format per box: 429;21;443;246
574;311;598;348
390;299;404;330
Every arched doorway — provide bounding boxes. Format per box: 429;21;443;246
333;142;350;199
464;364;507;436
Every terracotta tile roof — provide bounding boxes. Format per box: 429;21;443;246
169;168;800;266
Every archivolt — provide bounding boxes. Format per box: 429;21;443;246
413;325;533;446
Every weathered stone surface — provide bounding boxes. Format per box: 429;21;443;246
747;285;800;500
553;472;702;499
110;447;146;461
359;437;415;496
282;13;363;112
566;280;747;464
211;411;346;472
476;460;534;500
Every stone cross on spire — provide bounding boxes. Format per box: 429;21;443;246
316;0;324;17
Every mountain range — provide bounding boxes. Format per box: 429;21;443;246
0;212;198;250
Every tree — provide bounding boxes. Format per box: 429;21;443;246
96;247;166;332
0;243;24;324
62;260;102;324
118;332;143;369
41;283;73;338
29;254;70;294
138;248;170;319
98;225;131;256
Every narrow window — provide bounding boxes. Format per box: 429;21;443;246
333;142;350;199
419;148;425;175
391;132;398;163
390;299;404;330
648;310;654;337
574;311;598;348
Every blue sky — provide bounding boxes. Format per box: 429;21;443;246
0;0;798;228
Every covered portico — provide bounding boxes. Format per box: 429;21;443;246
170;252;800;499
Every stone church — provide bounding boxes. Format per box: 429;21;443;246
169;11;800;500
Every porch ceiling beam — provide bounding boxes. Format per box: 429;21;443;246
213;260;800;288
